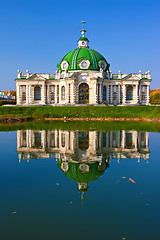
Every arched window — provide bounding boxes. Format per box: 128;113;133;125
79;83;89;104
78;131;89;150
126;85;133;100
34;86;41;101
103;86;107;101
61;86;65;100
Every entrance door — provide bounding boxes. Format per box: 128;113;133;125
79;83;89;104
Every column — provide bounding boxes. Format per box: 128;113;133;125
17;130;21;148
146;132;149;150
42;130;46;149
28;84;31;104
99;132;102;149
110;131;113;149
146;85;150;105
47;84;50;104
117;131;120;148
134;131;138;150
106;132;109;148
118;85;121;104
16;84;20;105
93;131;97;153
29;130;32;148
110;85;113;104
26;130;29;148
99;83;102;103
66;83;69;103
59;85;61;103
139;85;141;104
70;131;75;151
122;130;125;149
107;86;109;103
55;85;57;104
41;83;45;105
122;85;126;104
71;82;75;104
135;85;138;104
55;130;58;147
94;82;97;104
26;84;29;104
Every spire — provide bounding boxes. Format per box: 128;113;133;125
81;21;86;37
78;21;89;48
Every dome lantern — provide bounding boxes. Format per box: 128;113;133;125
78;21;89;48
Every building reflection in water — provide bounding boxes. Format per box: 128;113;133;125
17;130;150;196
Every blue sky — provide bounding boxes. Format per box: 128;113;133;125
0;0;160;90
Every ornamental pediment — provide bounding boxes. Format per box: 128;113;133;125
122;74;140;81
78;73;90;81
28;73;46;81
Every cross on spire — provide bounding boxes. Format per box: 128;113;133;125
81;21;86;30
81;21;86;37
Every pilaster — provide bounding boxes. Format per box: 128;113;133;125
135;84;138;104
47;84;50;104
110;85;113;104
146;85;150;105
118;85;121;104
122;85;126;104
71;82;75;104
99;83;102;103
55;85;57;104
93;82;97;104
16;84;20;105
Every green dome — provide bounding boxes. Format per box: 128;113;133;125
57;161;109;184
78;36;89;41
57;48;110;71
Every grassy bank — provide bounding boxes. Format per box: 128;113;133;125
0;106;160;122
1;120;160;132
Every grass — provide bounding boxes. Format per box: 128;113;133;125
0;106;160;120
1;120;160;132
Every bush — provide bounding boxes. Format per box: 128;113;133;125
150;89;160;105
0;100;16;106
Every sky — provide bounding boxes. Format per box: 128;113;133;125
0;0;160;90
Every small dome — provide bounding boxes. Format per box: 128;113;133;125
78;36;89;42
57;48;110;71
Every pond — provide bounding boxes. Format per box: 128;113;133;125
0;121;160;240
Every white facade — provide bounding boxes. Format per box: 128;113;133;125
15;70;151;106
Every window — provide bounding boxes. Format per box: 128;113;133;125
61;86;65;100
113;92;117;101
34;86;41;101
22;86;26;101
34;132;42;148
61;133;65;147
50;85;55;102
103;86;107;101
22;131;27;147
126;86;133;100
114;85;117;92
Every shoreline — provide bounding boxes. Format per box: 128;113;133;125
0;105;160;123
0;116;160;123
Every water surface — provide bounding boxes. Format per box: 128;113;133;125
0;122;160;240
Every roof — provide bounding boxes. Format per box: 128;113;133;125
58;48;110;71
78;36;89;42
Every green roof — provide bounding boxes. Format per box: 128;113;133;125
57;161;109;184
78;37;89;41
58;48;110;71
